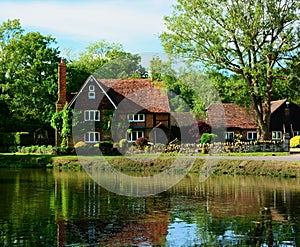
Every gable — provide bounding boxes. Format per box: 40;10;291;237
68;75;117;110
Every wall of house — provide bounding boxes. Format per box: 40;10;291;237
271;103;300;134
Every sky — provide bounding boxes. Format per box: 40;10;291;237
0;0;176;58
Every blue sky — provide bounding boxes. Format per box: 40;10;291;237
0;0;176;57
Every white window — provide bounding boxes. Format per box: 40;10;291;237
127;114;145;122
127;130;144;142
294;131;300;136
88;85;95;99
224;131;234;141
247;131;258;140
84;110;100;121
84;132;100;143
272;131;282;140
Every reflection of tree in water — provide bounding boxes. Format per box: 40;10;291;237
167;175;298;246
252;207;274;247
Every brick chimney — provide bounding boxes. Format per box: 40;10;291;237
55;58;67;147
56;58;67;112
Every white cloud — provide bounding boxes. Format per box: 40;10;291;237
0;0;176;52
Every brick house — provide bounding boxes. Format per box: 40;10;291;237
206;100;300;141
55;60;171;146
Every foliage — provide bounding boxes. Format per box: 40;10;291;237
74;141;87;149
290;136;300;148
189;121;212;143
94;52;148;79
50;106;72;148
0;132;32;151
14;145;57;154
0;19;60;132
98;141;114;155
200;133;216;144
161;0;300;140
208;71;252;106
69;41;147;90
135;137;149;150
119;138;129;150
150;57;219;117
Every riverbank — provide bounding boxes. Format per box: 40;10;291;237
1;153;300;178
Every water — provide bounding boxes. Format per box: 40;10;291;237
0;168;300;246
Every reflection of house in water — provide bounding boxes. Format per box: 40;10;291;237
53;171;170;246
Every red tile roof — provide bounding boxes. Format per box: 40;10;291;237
206;103;256;129
98;78;171;113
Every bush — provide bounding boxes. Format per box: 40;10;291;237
12;145;57;154
74;141;87;149
0;132;32;151
189;121;212;143
135;137;149;150
200;133;216;144
290;136;300;148
98;141;114;155
119;138;129;152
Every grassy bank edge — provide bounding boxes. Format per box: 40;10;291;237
0;152;300;178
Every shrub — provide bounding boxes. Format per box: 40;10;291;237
200;133;216;144
11;145;57;154
119;139;129;152
290;136;300;148
0;132;32;150
98;141;114;155
189;120;212;143
74;141;87;149
135;137;149;150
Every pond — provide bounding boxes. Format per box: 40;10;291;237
0;168;300;246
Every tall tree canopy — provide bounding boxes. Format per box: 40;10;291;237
161;0;300;140
67;40;147;92
150;57;223;118
0;19;60;132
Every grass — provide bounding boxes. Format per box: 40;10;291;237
217;152;289;156
0;152;299;178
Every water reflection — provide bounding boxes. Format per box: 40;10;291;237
0;169;300;246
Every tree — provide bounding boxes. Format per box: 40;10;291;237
68;40;147;92
0;19;60;132
149;57;220;118
161;0;300;140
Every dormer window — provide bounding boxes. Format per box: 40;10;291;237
88;85;95;99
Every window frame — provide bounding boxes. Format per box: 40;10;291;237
127;130;144;142
247;131;258;141
127;114;145;122
88;85;95;99
84;132;100;143
272;131;282;140
224;131;234;141
84;110;100;121
294;131;300;136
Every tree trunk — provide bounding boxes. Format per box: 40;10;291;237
253;98;271;141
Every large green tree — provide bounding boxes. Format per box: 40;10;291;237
67;40;147;92
161;0;300;140
150;57;220;118
0;19;60;132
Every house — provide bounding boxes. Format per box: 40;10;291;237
55;59;172;146
206;100;300;141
